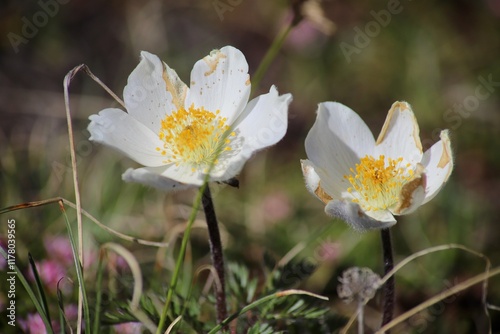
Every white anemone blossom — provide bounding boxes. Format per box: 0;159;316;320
88;46;292;191
301;101;453;231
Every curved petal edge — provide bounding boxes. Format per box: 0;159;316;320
325;200;397;231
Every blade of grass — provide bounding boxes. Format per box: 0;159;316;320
165;315;182;334
378;243;491;286
92;249;106;334
59;200;91;333
0;248;54;334
59;308;65;334
63;64;86;334
57;279;73;334
1;197;170;248
58;310;66;334
28;252;53;327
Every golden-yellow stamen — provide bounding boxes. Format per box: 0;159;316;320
156;104;235;168
344;155;414;212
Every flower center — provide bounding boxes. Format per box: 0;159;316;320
344;155;414;212
156;105;235;169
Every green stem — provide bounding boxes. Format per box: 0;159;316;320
251;24;293;96
156;182;209;334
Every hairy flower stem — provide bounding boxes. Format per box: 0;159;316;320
357;302;365;334
381;228;395;330
202;185;228;325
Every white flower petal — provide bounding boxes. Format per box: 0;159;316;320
88;108;165;167
305;102;375;198
123;51;182;133
301;159;321;199
363;208;397;225
186;46;250;124
162;60;188;111
392;163;427;215
374;101;423;164
420;130;453;205
122;167;194;192
200;86;291;183
321;102;376;157
159;164;208;186
206;155;244;183
301;159;333;203
233;86;292;152
395;182;426;215
325;200;396;231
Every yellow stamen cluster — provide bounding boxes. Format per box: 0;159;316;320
156;105;235;169
344;155;414;211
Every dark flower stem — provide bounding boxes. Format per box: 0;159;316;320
202;185;228;325
381;228;395;330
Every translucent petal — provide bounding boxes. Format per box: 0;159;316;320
374;101;423;164
123;51;182;133
206;152;246;183
160;164;207;186
126;163;209;186
161;60;188;111
395;183;426;215
420;130;453;204
186;46;250;124
392;164;426;215
233;86;292;152
122;167;194;191
325;200;397;231
200;86;291;182
88;108;165;167
301;159;321;200
301;159;334;203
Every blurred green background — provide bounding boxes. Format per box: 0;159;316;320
1;0;500;333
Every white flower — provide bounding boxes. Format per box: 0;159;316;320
88;46;292;191
301;101;453;231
